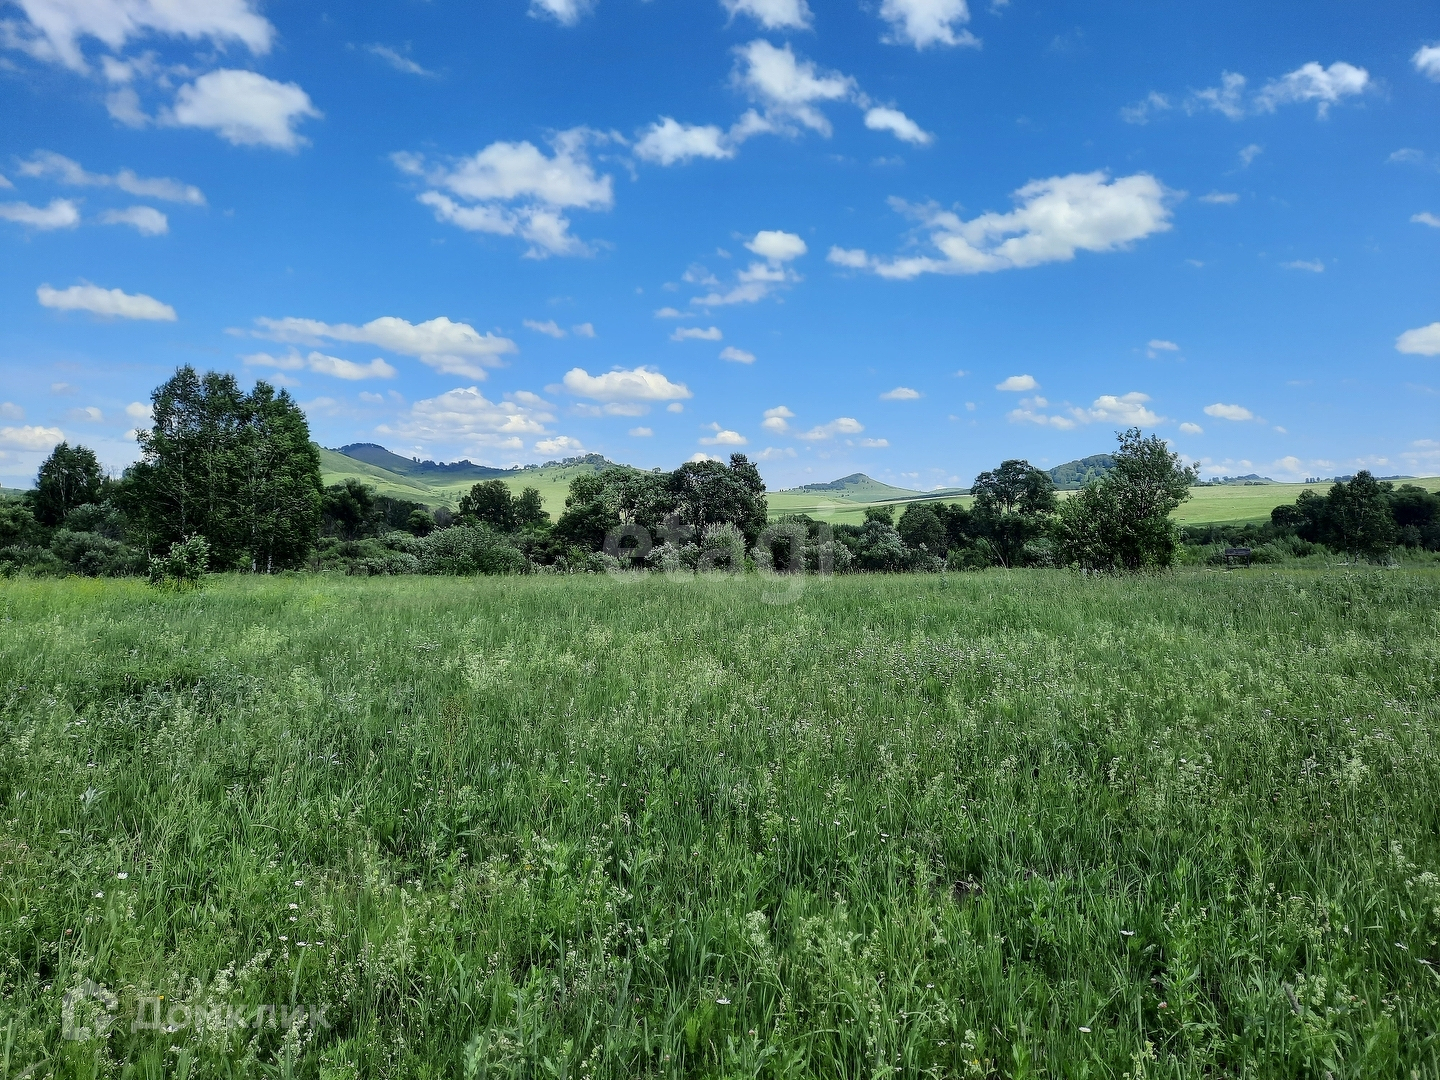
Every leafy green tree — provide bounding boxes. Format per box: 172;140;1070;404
241;383;322;572
1388;484;1440;549
323;479;378;540
459;480;518;531
515;486;550;529
897;503;946;554
0;498;39;546
1056;428;1198;570
667;454;767;546
32;442;105;526
1325;471;1395;561
406;508;436;536
852;517;908;572
970;459;1056;566
864;505;895;525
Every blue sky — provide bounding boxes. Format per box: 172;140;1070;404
2;0;1438;490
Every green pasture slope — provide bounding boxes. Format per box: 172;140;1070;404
1;570;1438;1076
318;447;606;513
771;476;1440;527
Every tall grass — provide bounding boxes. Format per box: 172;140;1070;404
1;569;1437;1077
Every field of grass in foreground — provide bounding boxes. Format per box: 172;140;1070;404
1;571;1438;1078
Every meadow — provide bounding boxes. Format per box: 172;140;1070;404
1;569;1437;1078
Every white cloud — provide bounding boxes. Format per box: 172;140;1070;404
667;402;685;413
798;417;863;440
880;386;920;400
1204;402;1255;421
535;435;583;454
1178;422;1203;435
700;423;747;446
1190;63;1369;121
689;452;722;463
99;205;167;235
305;352;396;380
842;172;1173;279
1282;259;1324;272
378;386;556;452
401;129;612;257
863;107;933;145
827;246;869;268
1255;61;1370;117
562;366;692;403
38;282;175;320
1199;191;1239;205
3;0;272;72
125;401;152;419
1239;143;1263;167
0;175;11;189
762;405;793;433
1120;91;1171;125
0;198;80;229
367;44;433;77
1396;323;1440;356
1009;391;1160;430
70;406;103;422
1415;44;1440;82
722;0;812;31
720;346;756;364
635;118;734;165
854;437;889;448
1411;212;1440;228
654;307;685;318
251;315;516;379
756;446;795;460
529;0;593;27
0;425;64;450
733;39;855;136
1148;339;1180;352
746;229;807;261
17;151;205;203
168;70;321;150
524;319;567;338
629;426;653;437
572;322;596;337
996;374;1037;391
878;0;976;49
671;326;723;342
0;403;23;420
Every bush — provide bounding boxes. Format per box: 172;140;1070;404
417;526;531;576
148;535;210;589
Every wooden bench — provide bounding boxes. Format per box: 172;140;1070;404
1222;547;1252;567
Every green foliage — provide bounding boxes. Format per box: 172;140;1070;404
1325;472;1396;560
1265;473;1438;561
1057;428;1198;571
32;441;105;526
515;486;549;529
970;459;1057;567
1047;453;1116;490
416;525;531;575
458;479;519;532
897;503;946;554
0;497;39;547
146;534;210;588
1;570;1438;1075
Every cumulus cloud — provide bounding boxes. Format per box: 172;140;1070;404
1009;391;1160;430
0;198;80;229
1204;402;1255;421
700;423;747;446
762;405;794;433
245;350;396;380
1199;191;1238;205
734;40;853;136
38;282;175;320
878;0;976;49
863;107;933;145
561;366;692;403
524;319;567;338
722;0;812;30
17;151;205;204
827;246;869;269
399;128;612;257
1186;62;1370;120
529;0;593;26
572;322;596;338
854;437;889;448
1413;212;1440;228
250;315;516;379
3;0;273;72
378;386;557;455
125;401;153;419
996;374;1037;391
629;426;653;437
0;425;65;450
1239;143;1264;167
167;70;321;150
1120;91;1171;125
690;228;808;307
720;346;756;364
797;417;863;440
1416;44;1440;82
99;205;167;234
634;118;734;166
880;386;920;400
654;306;685;318
1148;339;1180;353
1282;259;1324;273
834;172;1173;279
535;434;583;454
756;446;796;460
671;326;723;342
1396;323;1440;356
746;229;807;261
1178;422;1204;435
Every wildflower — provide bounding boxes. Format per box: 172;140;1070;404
1121;930;1136;937
117;872;128;880
717;997;731;1005
1079;1026;1091;1033
289;903;299;910
94;891;104;898
279;935;288;942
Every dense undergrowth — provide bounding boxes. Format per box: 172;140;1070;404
0;568;1437;1077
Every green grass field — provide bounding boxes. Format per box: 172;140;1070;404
769;478;1440;528
319;449;601;514
1;569;1437;1077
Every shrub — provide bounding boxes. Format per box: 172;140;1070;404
148;535;210;589
416;526;531;575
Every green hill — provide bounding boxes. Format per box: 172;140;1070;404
1048;454;1115;490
